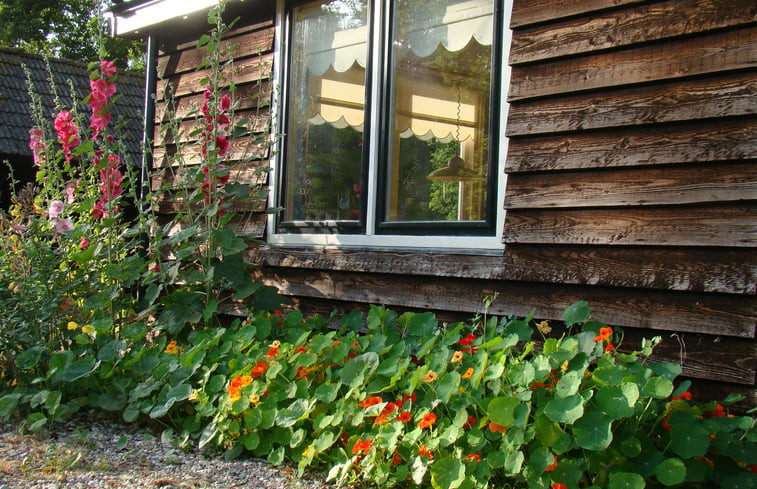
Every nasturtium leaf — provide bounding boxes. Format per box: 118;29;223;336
27;412;47;432
315;382;341;403
437;371;461;403
534;413;566;447
241;431;260;451
591;365;628;386
563;301;590;326
49;350;74;373
486;451;506;469
167;383;193;402
62;357;99;382
0;394;21;420
314;431;336;452
655;458;686;486
488;396;520;426
268;446;285;465
430;456;465;489
555;370;582;398
408;312;437;338
504;319;532;342
275;399;312;428
14;347;43;370
620;437;642;458
290;428;306;448
609;472;646;489
573;411;613;451
552;458;584;489
642;377;674;399
149;398;175;419
670;422;710;458
340;352;379;388
720;472;757;489
544;395;584;424
649;361;682;381
98;339;126;362
527;446;555;473
510;363;535;386
596;383;639;419
502;449;524;475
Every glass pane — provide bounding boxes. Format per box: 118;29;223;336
283;0;368;223
385;0;493;223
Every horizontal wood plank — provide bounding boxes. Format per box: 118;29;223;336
510;0;646;29
157;212;266;238
253;266;756;338
511;0;757;65
164;18;274;52
152;140;271;167
509;27;756;101
155;81;272;122
506;72;757;136
505;118;756;172
156;52;274;100
245;245;756;294
503;205;757;247
158;27;274;77
504;162;757;208
154;108;270;146
151;160;269;192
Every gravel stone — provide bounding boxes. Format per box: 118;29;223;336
0;417;340;489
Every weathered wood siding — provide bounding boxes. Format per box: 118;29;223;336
154;0;757;404
152;11;275;238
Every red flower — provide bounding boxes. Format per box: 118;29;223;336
392;451;402;465
267;347;279;357
351;438;372;455
704;403;726;418
358;396;382;408
604;342;614;352
464;454;481;462
662;415;673;431
396;411;412;423
417;413;436;429
373;414;388;425
545;455;558;471
418;445;433;460
553;484;568;489
673;391;692;401
594;327;613;342
459;333;477;346
251;361;268;378
463;415;477;430
216;134;230;156
220;94;232;111
293;346;307;354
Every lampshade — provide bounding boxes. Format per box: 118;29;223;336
427;155;483;182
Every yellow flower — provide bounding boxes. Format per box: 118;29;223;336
561;361;570;373
81;325;95;335
269;340;281;348
459;386;466;394
536;321;551;335
188;390;200;401
302;444;315;458
422;371;437;383
249;393;260;406
450;351;464;363
67;321;79;330
164;340;179;354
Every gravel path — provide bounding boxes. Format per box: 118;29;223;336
0;417;338;489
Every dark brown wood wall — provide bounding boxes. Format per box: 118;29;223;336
154;0;757;404
152;14;275;238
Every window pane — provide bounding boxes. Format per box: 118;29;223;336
385;0;493;223
283;0;368;223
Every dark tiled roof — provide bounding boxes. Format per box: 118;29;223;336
0;47;145;163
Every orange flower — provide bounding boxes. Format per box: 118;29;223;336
704;403;726;418
374;414;389;425
450;351;464;363
251;361;268;378
462;368;474;379
351;438;372;455
358;396;383;408
594;327;613;342
419;444;433;460
463;415;476;430
673;391;692;401
293;346;307;354
488;421;506;433
267;347;279;357
295;366;310;380
228;388;241;402
392;451;402;464
418;412;437;429
164;340;180;355
396;411;412;423
553;484;568;489
604;343;614;352
422;371;437;383
239;375;252;386
464;454;481;462
545;455;558;472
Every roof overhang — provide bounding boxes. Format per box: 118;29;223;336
105;0;244;38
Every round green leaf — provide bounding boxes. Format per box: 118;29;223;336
563;301;590;326
642;377;673;399
510;363;535;387
655;458;686;486
670;422;710;458
555;370;582;398
527;446;555;473
430;456;465;489
573;412;613;451
437;371;461;403
544;395;584;424
609;472;646;489
620;437;642;458
14;347;43;370
596;383;639;419
488;396;520;426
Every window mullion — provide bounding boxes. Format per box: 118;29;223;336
364;0;386;236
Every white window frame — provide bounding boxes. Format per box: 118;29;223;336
267;0;512;253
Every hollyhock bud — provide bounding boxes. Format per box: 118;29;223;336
220;94;231;111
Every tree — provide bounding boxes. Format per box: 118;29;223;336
0;0;144;70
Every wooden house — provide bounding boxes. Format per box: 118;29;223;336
108;0;756;405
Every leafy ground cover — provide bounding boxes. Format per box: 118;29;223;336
0;3;755;489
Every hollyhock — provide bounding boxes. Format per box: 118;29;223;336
29;127;46;165
55;218;74;233
54;111;80;161
48;200;65;218
220;94;231;111
100;60;117;78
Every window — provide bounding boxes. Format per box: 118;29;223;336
272;0;509;249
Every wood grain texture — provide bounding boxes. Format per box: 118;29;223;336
151;159;269;192
152;140;270;168
245;245;756;294
505;118;756;172
504;162;757;208
252;266;756;338
154;108;270;146
509;27;756;101
506;72;757;136
510;0;646;28
158;28;274;77
510;0;757;65
155;81;272;122
503;205;757;247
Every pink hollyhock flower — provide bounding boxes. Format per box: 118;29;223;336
216;114;230;127
80;237;88;249
48;200;64;218
54;111;80;161
55;218;74;233
100;60;117;78
220;94;231;111
29;127;46;165
65;180;80;204
90;78;116;99
90;112;112;139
